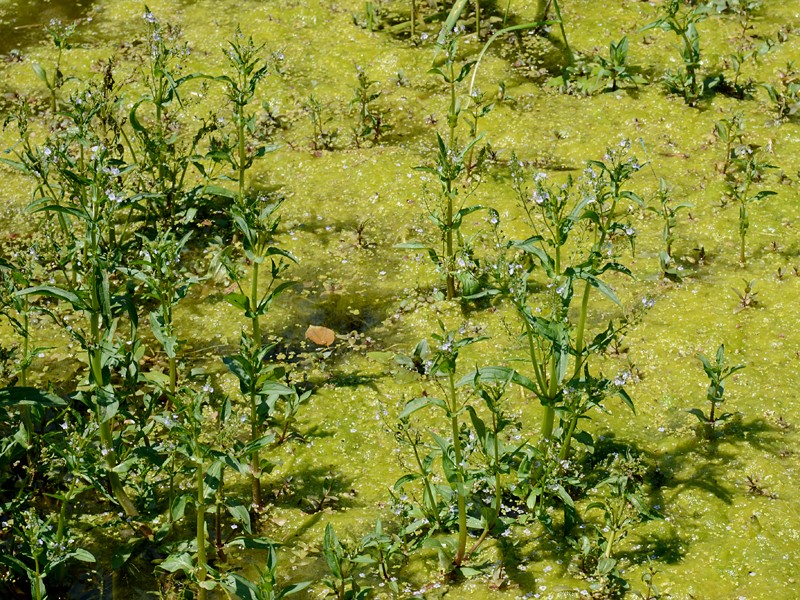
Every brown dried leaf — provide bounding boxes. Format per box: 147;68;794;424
305;325;336;347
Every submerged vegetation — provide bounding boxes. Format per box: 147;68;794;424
0;0;798;598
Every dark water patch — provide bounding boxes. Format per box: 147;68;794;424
265;465;356;514
0;0;95;55
325;370;382;390
302;289;389;335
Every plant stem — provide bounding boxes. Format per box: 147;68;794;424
739;203;747;265
90;311;139;518
216;469;225;560
196;455;207;599
491;411;501;529
406;427;441;527
551;0;573;65
250;382;262;510
19;310;34;449
237;104;247;209
559;414;579;460
251;260;261;343
449;372;468;566
34;555;42;600
169;356;177;397
411;0;416;38
572;281;591;377
446;185;456;300
445;58;457;300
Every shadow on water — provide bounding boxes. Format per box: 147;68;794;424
0;0;96;55
265;464;357;515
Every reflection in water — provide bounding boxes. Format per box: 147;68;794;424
0;0;93;54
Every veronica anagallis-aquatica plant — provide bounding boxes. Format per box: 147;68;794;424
129;8;212;223
398;33;487;300
8;86;143;518
474;144;642;461
396;322;486;568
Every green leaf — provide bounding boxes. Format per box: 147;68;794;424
129;98;149;135
456;366;538;394
0;554;34;577
574;271;621;306
227;501;252;534
399;396;448;419
282;581;312;597
226;536;280;550
158;552;194;573
0;387;66;407
434;0;470;51
70;548;96;563
260;380;293;396
205;184;238;200
221;574;259;600
112;541;138;570
111;456;138;474
323;524;343;579
597;556;617;575
225;292;250;312
172;493;191;521
16;285;85;310
615;387;635;413
395;241;432;250
241;432;276;456
751;190;777;202
686;408;709;423
32;63;48;84
393;473;421;489
452;204;484;229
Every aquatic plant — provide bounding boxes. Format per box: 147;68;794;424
305;93;338;151
222;331;293;511
128;227;200;396
130;8;207;222
508;145;640;451
732;278;758;312
0;507;95;600
590;37;646;93
714;112;745;175
0;255;40;413
214;27;278;210
350;66;388;146
459;370;521;548
642;0;715;105
556;37;645;95
360;519;404;594
578;452;661;597
222;541;310;599
397;323;486;567
689;344;745;439
322;523;372;600
760;62;800;122
33;18;77;112
646;178;692;281
157;386;216;597
399;34;487;300
11;86;142;518
725;145;776;265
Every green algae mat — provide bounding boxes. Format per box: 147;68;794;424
1;0;800;598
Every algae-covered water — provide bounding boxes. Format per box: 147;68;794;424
1;0;800;598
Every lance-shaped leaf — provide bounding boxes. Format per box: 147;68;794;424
399;395;449;419
0;386;66;407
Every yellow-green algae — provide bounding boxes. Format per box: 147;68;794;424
1;0;800;598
